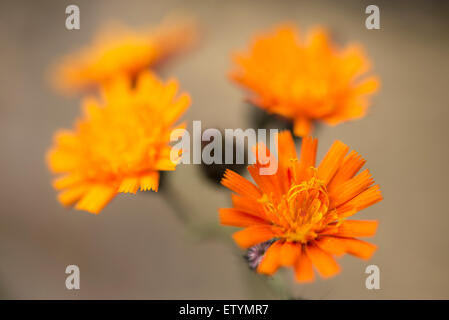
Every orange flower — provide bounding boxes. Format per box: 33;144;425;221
47;71;190;214
219;131;382;282
230;25;379;136
52;16;197;94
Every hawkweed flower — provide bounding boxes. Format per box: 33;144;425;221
52;16;197;94
47;71;190;214
219;131;382;282
230;25;379;137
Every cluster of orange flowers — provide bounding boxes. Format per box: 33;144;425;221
48;17;195;214
47;21;382;283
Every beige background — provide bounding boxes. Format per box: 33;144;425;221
0;0;448;299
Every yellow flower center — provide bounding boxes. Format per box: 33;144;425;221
259;170;337;243
79;107;165;182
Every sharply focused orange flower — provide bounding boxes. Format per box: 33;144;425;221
219;131;382;282
230;25;379;136
52;16;197;94
47;71;190;214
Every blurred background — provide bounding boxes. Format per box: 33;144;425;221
0;0;448;299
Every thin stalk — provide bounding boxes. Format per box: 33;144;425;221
158;175;294;299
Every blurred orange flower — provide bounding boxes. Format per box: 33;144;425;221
231;25;379;136
47;71;190;214
52;16;197;94
219;131;382;282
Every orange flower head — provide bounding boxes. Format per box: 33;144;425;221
47;71;190;214
219;131;383;282
230;25;380;136
52;16;197;94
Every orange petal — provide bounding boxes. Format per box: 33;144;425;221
307;27;330;52
118;177;140;194
327;150;366;192
293;117;312;137
322;98;366;125
276;131;298;193
53;129;79;148
154;158;177;171
317;140;349;185
271;103;294;118
257;240;283;275
294;246;315;282
140;172;159;192
159;79;179;108
219;208;268;227
164;93;190;125
306;243;341;278
58;184;88;206
82;97;102;119
336;220;378;238
251;142;280;182
294;136;318;183
337;185;383;218
277;131;297;161
75;185;116;214
280;241;301;267
338;45;369;79
221;169;262;199
48;148;80;173
53;174;83;190
354;76;380;95
231;194;265;218
299;136;318;169
232;225;277;249
315;236;347;257
248;164;281;200
337;237;377;260
330;169;374;208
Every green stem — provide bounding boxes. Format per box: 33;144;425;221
159;177;228;242
159;175;294;299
